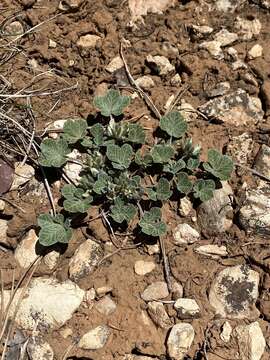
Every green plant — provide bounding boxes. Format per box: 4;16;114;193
38;89;233;246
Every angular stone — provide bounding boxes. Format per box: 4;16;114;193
254;144;270;178
220;321;232;342
171;73;182;86
209;265;260;319
171;281;184;300
206;82;231;98
227;132;254;165
0;277;85;330
234;322;266;360
123;355;159;360
106;56;124;73
135;75;155;90
141;281;169;301
48;39;57;48
235;17;262;40
78;325;110;350
214;0;246;12
69;239;103;282
134;260;156;275
95;295;116;316
27;337;54;360
0;219;8;245
199;40;223;59
190;24;213;36
173;223;200;245
146;55;175;75
194;244;228;259
248;44;263;60
5;21;23;38
147;301;172;329
174;298;200;319
63;149;82;185
58;0;82;10
15;229;39;268
43;251;60;270
214;29;238;46
199;89;263;126
167;323;195;360
77;34;101;48
179;197;193;217
11;163;35;190
0;200;5;211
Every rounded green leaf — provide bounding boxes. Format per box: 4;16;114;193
193;179;215;202
63;119;88;144
94;89;130;117
160;111;187;138
203;149;234;181
176;172;193;194
39;138;70;168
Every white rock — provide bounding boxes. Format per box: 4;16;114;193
172;281;184;300
167;323;195;360
199;40;223;59
96;286;112;297
179;197;193;217
48;39;57;48
145;243;160;255
0;219;8;245
77;34;101;48
129;0;176;22
123;356;159;360
146;55;175;75
214;0;244;12
220;321;232;342
0;200;5;211
58;0;82;10
15;229;39;268
235;17;262;40
174;299;200;319
209;265;260;319
214;29;238;46
43;251;60;270
227;132;254;165
78;325;110;350
84;287;96;308
106;56;124;73
191;24;213;35
5;21;23;38
206;82;231;98
169;74;181;88
135;75;155;90
199;89;263;126
27;337;54;360
164;95;175;110
0;277;85;330
254;144;270;178
63;149;82;185
141;281;169;301
11;163;35;190
95;295;116;315
69;239;103;282
134;260;156;275
173;223;200;245
231;59;247;70
226;46;238;60
178;99;197;123
60;327;73;338
234;322;266;360
248;44;263;60
194;244;228;259
147;301;172;329
239;187;270;234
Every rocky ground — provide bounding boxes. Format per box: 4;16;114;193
1;0;270;359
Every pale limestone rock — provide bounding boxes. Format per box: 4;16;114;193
147;301;172;329
173;223;200;245
167;323;195;360
171;73;182;86
134;260;156;276
69;239;103;282
58;0;82;10
43;251;60;270
141;281;169;301
179;197;193;217
194;244;228;259
11;163;35;190
27;337;54;360
95;295;116;315
227;132;253;165
214;29;238;46
248;44;263;59
63;149;82;185
48;39;57;48
254;144;270;179
174;298;200;319
191;24;213;35
77;34;101;48
0;200;5;211
235;17;262;40
146;55;175;75
106;56;124;73
5;21;23;38
199;40;223;59
0;219;8;245
145;243;160;255
96;286;112;297
209;265;260;319
15;229;39;268
78;325;110;350
172;281;184;300
60;327;73;338
135;75;155;90
220;321;232;342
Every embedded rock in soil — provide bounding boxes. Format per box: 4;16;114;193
135;75;155;90
146;55;175;75
173;223;200;245
96;285;112;297
134;260;156;275
252;0;270;9
220;321;232;343
172;281;184;300
128;0;176;22
27;337;54;360
199;40;223;59
234;322;266;360
239;186;270;235
11;163;35;190
179;197;193;217
214;29;238;46
48;39;57;48
171;73;182;86
58;0;82;10
248;44;263;60
141;281;169;301
78;325;110;350
209;265;260;319
0;277;85;330
106;56;124;73
178;100;197;123
235;16;262;40
0;200;5;211
227;132;254;165
43;250;60;270
214;0;246;12
95;295;116;316
199;89;263;126
123;356;159;360
63;149;82;185
174;299;200;319
190;24;213;37
254;144;270;178
147;301;172;329
194;244;228;259
4;21;24;38
0;219;8;245
69;239;103;282
167;323;195;360
77;34;101;48
14;229;39;268
206;82;231;98
197;181;233;236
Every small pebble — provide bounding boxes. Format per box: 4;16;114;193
141;281;169;302
134;260;156;276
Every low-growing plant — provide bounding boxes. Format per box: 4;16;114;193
37;89;233;246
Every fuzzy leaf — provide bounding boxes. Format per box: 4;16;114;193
139;207;166;237
151;145;174;164
176;172;193;194
90;123;104;145
160;111;187;138
135;151;152;167
164;159;185;174
106;143;133;169
61;184;92;213
39;138;70;167
94;89;130;117
127;124;145;144
62;119;88;144
93;172;110;194
187;158;200;170
203;149;234;181
193;179;215;202
38;213;72;246
110;197;137;223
